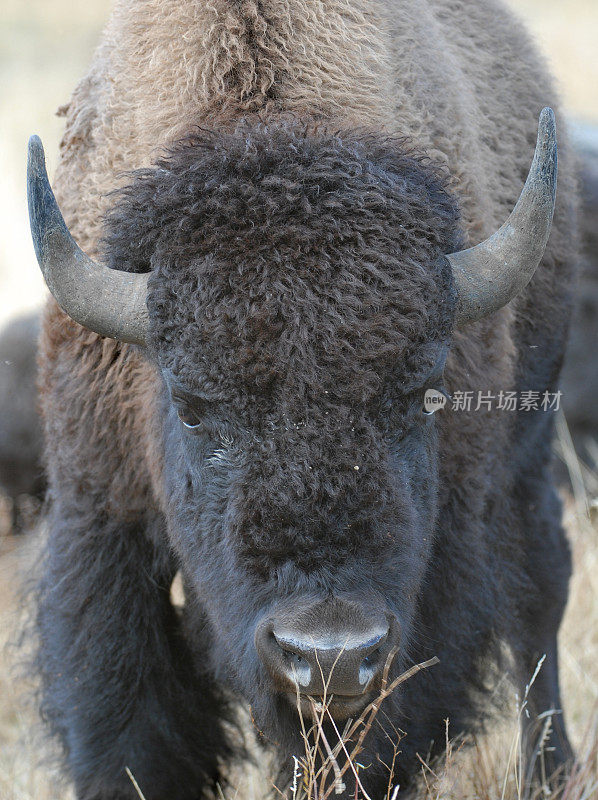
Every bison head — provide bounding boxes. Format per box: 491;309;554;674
27;113;557;743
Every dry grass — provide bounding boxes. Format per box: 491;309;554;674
0;534;69;800
289;650;439;800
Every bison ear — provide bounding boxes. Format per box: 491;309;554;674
27;135;150;346
447;108;557;327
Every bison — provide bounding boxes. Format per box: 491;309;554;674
0;311;45;530
27;1;578;798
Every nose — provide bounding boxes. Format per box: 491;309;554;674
255;600;400;698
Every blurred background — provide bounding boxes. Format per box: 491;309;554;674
0;1;597;798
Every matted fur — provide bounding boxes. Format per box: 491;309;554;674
35;1;579;798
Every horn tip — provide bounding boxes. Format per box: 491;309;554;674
27;135;53;272
538;107;557;145
27;135;47;182
28;134;45;160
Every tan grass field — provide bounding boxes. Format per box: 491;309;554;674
0;1;597;798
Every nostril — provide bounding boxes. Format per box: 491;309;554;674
359;647;381;686
283;650;304;667
362;648;379;664
274;636;312;687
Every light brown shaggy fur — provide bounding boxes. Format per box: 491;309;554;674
40;0;577;523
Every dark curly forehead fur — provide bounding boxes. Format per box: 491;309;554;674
102;122;460;571
103;121;460;413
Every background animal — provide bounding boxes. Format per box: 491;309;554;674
22;1;583;799
0;312;45;530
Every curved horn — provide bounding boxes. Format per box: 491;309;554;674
448;107;558;327
27;135;149;346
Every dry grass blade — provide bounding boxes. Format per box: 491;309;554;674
311;706;347;796
322;708;372;800
290;653;440;800
125;767;147;800
342;656;440;763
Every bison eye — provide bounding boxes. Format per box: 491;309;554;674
175;404;204;432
